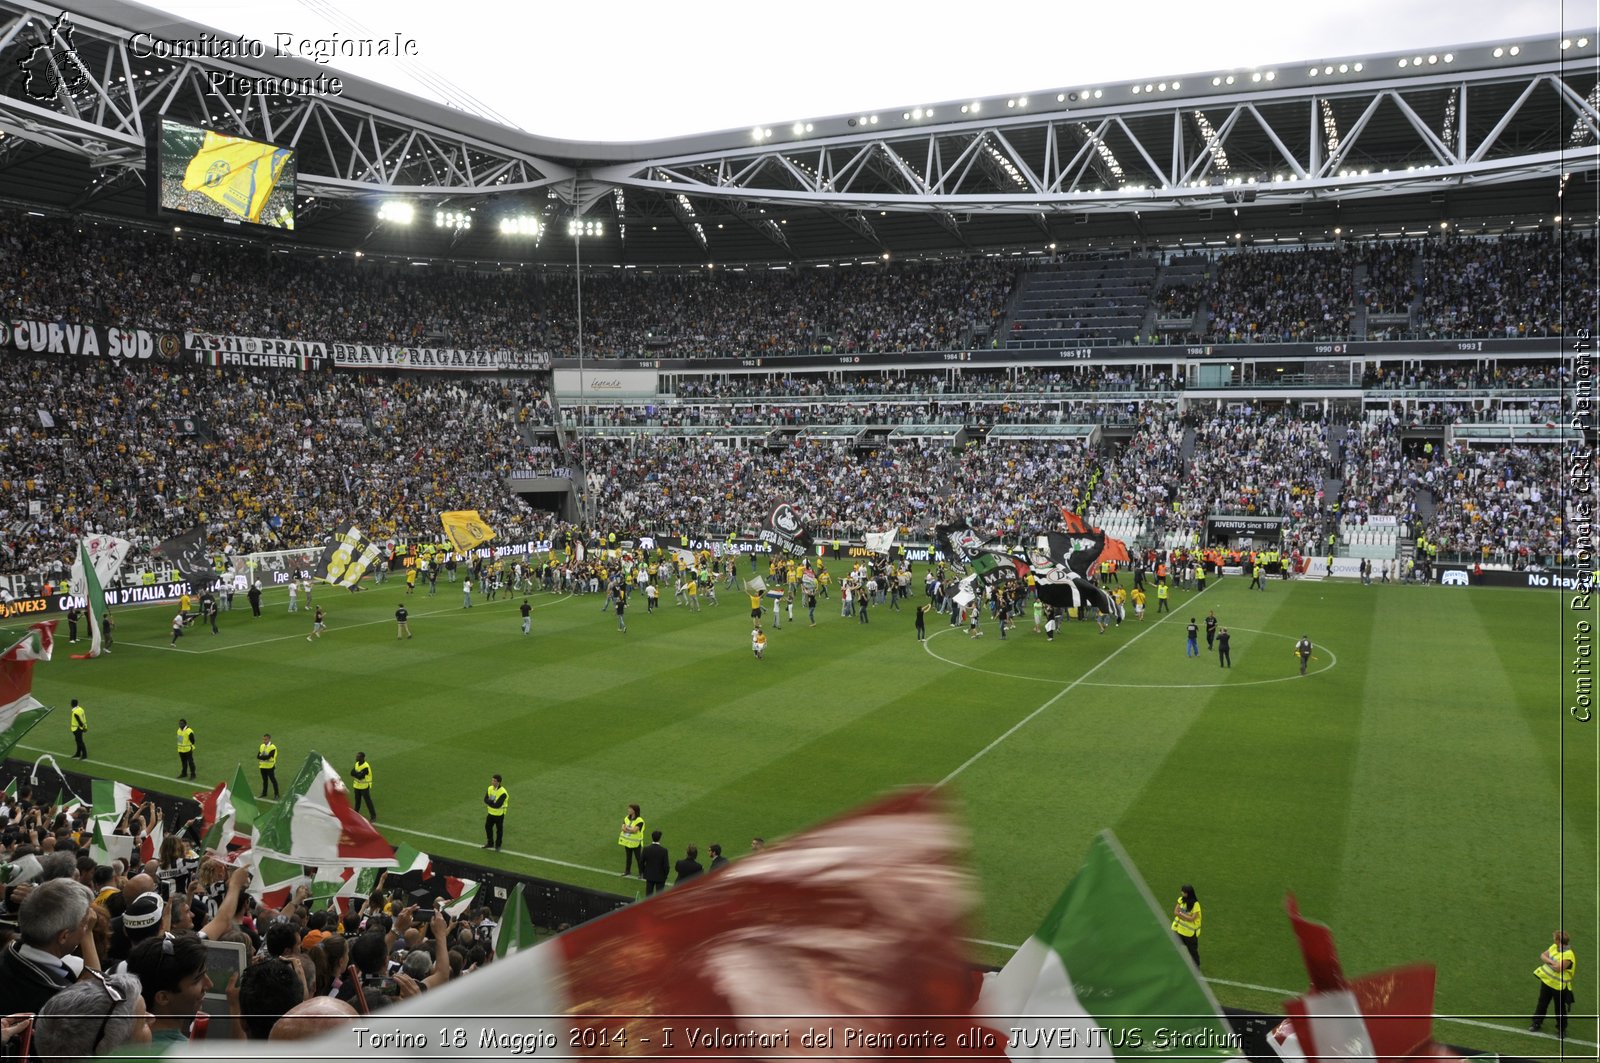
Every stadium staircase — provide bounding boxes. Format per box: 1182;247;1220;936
1151;255;1210;341
1001;257;1159;349
1351;262;1369;340
1180;423;1197;463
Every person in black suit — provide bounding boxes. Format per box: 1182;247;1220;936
707;843;729;871
674;845;704;885
639;830;670;897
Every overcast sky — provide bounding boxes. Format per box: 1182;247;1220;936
147;0;1587;141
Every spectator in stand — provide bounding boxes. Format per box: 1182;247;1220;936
0;878;100;1014
31;970;153;1059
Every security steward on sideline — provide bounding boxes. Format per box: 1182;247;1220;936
483;774;508;850
257;733;279;798
351;752;376;820
176;719;197;779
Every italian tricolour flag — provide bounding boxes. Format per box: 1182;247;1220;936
977;832;1242;1060
0;622;55;761
69;540;107;659
251;751;392;867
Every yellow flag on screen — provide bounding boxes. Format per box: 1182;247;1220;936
181;131;289;223
440;510;497;553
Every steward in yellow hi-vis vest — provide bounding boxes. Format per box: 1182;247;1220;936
483;774;508;851
619;803;646;877
351;754;376;821
1530;930;1576;1036
1171;884;1202;968
69;699;88;760
176;720;197;780
257;734;279;799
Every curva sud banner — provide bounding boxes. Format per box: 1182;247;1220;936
0;317;182;362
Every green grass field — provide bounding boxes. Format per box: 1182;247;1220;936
14;567;1596;1056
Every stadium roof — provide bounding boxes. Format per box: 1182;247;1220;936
0;0;1595;266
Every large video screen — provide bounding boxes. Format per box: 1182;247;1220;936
154;118;295;230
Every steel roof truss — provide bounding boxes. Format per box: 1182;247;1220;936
1467;76;1544;163
1242;103;1308;178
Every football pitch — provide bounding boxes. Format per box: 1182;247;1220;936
16;567;1596;1055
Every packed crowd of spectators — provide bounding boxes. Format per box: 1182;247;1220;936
1084;404;1335;555
0;358;551;579
1200;249;1356;343
1338;420;1415;524
1358;242;1419;317
1074;405;1187;533
4;343;1587;587
567;397;1144;430
0;788;499;1055
1361;359;1570;390
579;436;1104;543
1417;231;1598;339
5;212;1595;357
1415;442;1567;563
669;366;1177;399
0;212;1015;360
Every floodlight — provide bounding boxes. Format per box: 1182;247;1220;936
377;201;415;224
500;215;541;237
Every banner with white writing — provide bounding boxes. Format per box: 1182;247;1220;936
0;319;180;362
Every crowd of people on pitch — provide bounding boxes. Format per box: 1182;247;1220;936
0;786;508;1053
0;358;550;580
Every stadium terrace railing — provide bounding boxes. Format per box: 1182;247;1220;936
1365;387;1564;400
547;334;1569;371
1447;424;1582;443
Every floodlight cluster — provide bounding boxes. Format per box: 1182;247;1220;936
376;201;415;224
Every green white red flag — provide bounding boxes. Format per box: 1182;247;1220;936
68;538;117;659
976;832;1241;1060
0;622;55;761
251;751;392;866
